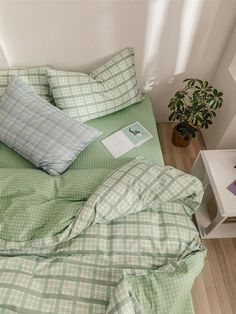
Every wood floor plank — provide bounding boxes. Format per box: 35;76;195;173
157;122;236;314
192;239;223;314
206;240;234;314
192;272;213;314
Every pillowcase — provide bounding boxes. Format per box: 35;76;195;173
0;77;101;175
47;47;144;122
0;66;51;101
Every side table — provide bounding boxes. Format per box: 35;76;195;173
191;149;236;238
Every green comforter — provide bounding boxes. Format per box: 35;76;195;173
0;159;206;313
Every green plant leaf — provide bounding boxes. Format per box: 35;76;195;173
197;79;204;88
168;112;175;121
203;81;208;88
168;78;223;131
213;89;218;96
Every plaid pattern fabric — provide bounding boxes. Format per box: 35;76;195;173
0;66;51;101
107;251;206;314
0;159;205;313
0;158;203;248
70;159;204;238
47;47;144;122
0;77;101;175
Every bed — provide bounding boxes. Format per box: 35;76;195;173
0;47;206;314
0;96;205;313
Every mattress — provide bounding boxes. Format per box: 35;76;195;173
0;95;164;170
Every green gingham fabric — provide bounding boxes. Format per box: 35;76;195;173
0;159;206;313
0;66;51;101
0;77;101;175
47;47;144;122
107;251;206;314
0;168;110;243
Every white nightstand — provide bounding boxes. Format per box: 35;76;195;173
191;150;236;238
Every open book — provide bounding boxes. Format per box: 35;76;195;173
101;121;153;158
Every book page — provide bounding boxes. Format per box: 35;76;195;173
101;130;135;158
101;122;153;158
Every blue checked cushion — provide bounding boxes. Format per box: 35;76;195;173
0;66;51;101
0;77;101;175
47;47;144;122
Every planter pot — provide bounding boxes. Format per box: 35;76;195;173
172;123;191;147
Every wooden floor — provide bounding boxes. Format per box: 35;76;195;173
157;123;236;314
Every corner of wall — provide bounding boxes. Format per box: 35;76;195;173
0;46;8;67
202;21;236;149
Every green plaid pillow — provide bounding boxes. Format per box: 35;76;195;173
0;66;51;101
47;47;144;122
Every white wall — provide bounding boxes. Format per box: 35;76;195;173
202;23;236;149
0;0;236;122
218;116;236;148
0;46;8;67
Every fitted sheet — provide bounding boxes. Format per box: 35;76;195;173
0;96;164;170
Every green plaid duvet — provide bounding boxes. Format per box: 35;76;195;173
0;159;206;313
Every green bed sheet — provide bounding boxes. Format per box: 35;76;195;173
0;96;164;170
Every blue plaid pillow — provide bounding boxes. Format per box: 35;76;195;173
0;77;101;175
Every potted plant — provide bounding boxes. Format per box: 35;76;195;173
168;78;223;147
